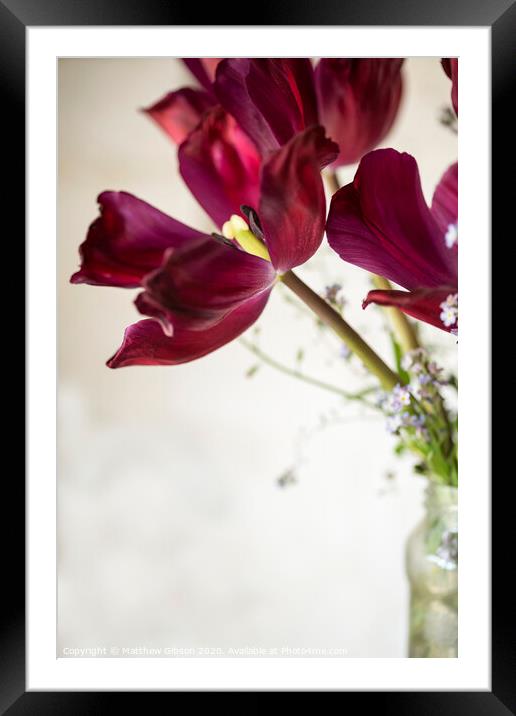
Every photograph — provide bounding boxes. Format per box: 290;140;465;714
58;56;459;660
3;0;506;702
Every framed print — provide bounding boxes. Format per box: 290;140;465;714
2;0;512;709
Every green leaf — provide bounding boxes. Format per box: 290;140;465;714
390;333;410;384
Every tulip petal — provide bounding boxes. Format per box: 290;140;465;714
136;237;276;333
179;106;262;228
315;59;403;166
215;58;318;156
214;59;278;157
107;290;271;367
441;58;458;115
182;58;221;92
245;59;319;145
259;126;338;272
143;88;214;145
363;287;457;332
326;149;457;290
431;161;458;240
70;191;207;288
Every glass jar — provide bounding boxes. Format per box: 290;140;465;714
405;481;458;657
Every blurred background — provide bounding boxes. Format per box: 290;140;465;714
58;57;457;657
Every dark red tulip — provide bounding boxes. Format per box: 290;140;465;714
142;59;224;145
70;191;205;289
214;58;319;157
314;59;404;165
177;107;338;272
107;295;270;368
214;58;404;166
145;58;403;168
178;106;262;229
441;58;458;115
182;58;222;92
326;149;458;333
72;123;338;366
143;87;214;145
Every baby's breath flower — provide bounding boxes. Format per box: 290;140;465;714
401;348;427;372
386;414;402;434
439;293;458;328
445;222;458;249
389;384;411;411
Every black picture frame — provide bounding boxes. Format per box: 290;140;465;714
3;0;511;709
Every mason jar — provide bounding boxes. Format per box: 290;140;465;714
406;482;458;657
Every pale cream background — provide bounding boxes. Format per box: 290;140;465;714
58;58;457;657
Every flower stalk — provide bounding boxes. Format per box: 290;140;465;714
281;270;399;390
371;275;419;352
239;338;377;404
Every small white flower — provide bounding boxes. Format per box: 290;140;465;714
388;384;412;412
445;222;458;249
440;293;458;327
386;415;402;433
398;389;411;406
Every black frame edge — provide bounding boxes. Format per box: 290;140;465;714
492;1;516;712
5;0;513;710
0;0;515;26
1;0;26;714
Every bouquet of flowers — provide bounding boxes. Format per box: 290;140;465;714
71;58;458;657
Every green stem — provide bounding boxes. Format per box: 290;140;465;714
410;392;453;468
239;338;377;404
371;275;419;353
281;271;400;390
435;394;454;457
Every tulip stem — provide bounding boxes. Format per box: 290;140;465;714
371;275;420;353
281;271;400;390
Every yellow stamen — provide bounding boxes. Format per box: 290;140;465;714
222;214;270;262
